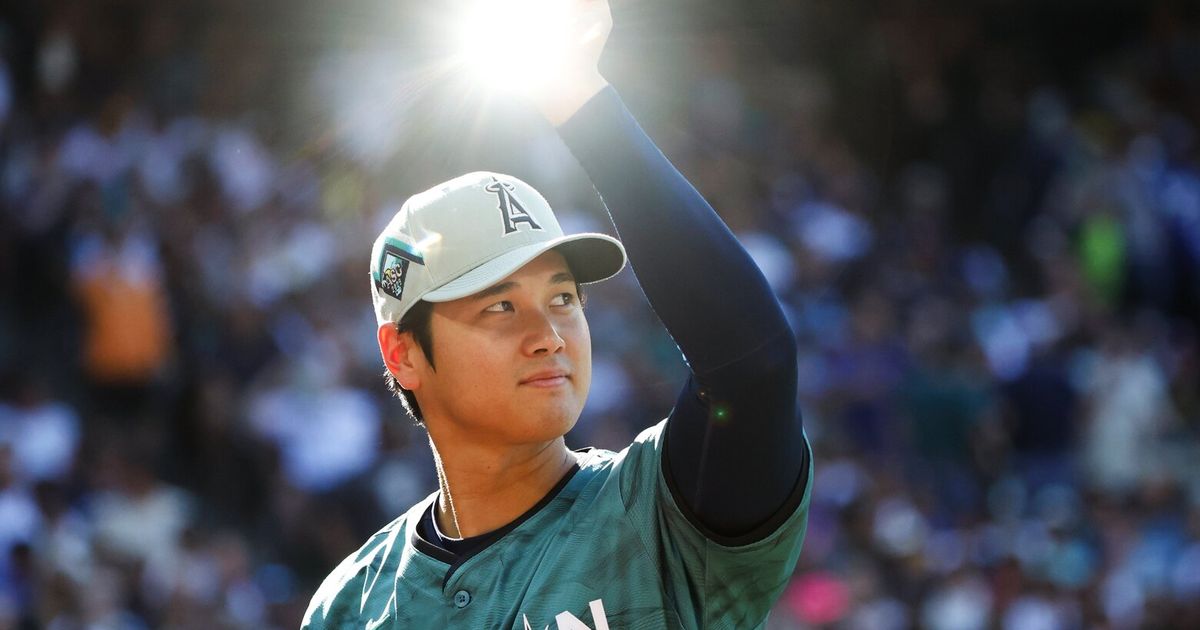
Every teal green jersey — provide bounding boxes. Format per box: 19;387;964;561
302;420;813;629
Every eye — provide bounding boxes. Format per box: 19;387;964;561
550;292;576;307
484;300;514;313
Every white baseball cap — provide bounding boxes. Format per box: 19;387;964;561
371;171;627;325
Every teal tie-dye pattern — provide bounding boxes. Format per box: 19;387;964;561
302;420;812;629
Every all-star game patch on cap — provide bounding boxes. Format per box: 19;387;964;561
371;171;627;325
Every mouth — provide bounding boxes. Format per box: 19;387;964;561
519;371;570;388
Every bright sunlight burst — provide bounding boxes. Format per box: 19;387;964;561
452;0;574;92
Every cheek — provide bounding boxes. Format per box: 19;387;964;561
452;342;510;389
431;329;510;399
569;316;592;395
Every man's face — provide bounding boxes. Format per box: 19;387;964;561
412;250;591;445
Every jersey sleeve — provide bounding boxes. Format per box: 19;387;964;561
301;515;410;630
614;419;813;629
302;552;368;630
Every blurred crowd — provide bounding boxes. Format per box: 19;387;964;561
0;0;1198;628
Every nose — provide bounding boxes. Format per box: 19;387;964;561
522;310;565;356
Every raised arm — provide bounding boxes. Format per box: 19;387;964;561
532;0;807;541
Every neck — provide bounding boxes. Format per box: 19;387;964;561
428;434;578;539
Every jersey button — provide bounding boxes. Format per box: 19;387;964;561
453;590;471;608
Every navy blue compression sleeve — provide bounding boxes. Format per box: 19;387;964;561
557;87;808;541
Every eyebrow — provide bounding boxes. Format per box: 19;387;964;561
469;271;577;301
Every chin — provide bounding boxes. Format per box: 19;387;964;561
516;405;581;442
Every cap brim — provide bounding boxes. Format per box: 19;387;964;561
421;233;626;303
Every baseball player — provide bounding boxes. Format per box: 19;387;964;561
303;1;811;627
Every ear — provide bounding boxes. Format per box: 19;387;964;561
378;323;423;391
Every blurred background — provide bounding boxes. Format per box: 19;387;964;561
0;0;1198;628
